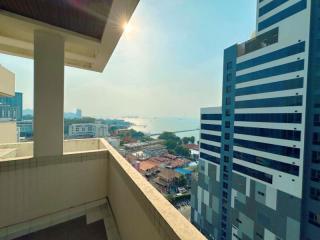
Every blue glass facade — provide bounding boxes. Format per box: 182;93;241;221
259;0;290;17
234;138;300;158
234;125;301;141
258;0;307;31
234;113;302;123
0;92;23;121
192;1;319;239
236;60;304;84
236;42;305;71
235;77;303;96
235;95;303;108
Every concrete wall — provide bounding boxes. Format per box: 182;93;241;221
0;122;17;144
0;139;206;240
103;139;206;240
0;150;108;228
0;65;14;97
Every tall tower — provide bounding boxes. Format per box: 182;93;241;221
191;0;320;239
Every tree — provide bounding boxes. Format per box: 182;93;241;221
165;139;178;151
182;137;189;145
174;145;191;158
177;175;187;187
190;136;195;144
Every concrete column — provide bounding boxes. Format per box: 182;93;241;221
33;31;64;157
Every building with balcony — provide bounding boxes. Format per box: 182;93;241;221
191;0;320;239
68;123;109;139
0;1;206;240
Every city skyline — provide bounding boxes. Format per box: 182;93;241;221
0;0;256;118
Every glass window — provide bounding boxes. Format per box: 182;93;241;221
226;86;232;93
234;138;300;159
235;113;302;123
201;124;221;131
237;42;305;71
313;133;320;145
225;133;230;140
313;151;320;163
223;182;228;189
233;163;273;183
236;60;304;84
225;109;231;116
226;97;231;105
235;95;303;109
259;0;290;17
258;1;307;31
314;114;320;126
234;126;301;141
200;152;220;165
309;211;320;227
225;121;231;128
224;144;230;151
201;133;221;143
200;143;220;154
227;61;232;70
311;169;320;182
310;187;320;201
226;73;232;82
201;114;222;120
235;77;303;96
234;151;299;176
224;156;229;163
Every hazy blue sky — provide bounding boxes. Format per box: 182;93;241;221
0;0;256;118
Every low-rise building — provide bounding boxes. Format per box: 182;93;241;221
17;120;33;139
138;160;159;176
153;168;181;193
123;140;164;152
68;123;109;138
107;136;120;148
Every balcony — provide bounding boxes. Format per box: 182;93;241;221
237;27;279;57
0;138;205;240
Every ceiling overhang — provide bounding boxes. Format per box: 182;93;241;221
0;0;139;72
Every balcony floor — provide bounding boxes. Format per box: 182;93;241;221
14;216;107;240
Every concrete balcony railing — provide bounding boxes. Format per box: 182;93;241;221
0;138;205;240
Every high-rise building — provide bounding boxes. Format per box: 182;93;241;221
76;108;82;119
191;0;320;239
0;92;23;121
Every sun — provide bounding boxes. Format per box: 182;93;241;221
123;22;133;34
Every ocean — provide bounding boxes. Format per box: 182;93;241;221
122;117;200;142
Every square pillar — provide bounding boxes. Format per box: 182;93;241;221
33;31;64;157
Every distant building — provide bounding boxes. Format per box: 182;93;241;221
17;120;33;139
0;65;18;144
76;109;82;119
153;168;181;193
107;137;120;148
123;140;165;152
0;92;23;121
68;123;109;138
138;160;159;176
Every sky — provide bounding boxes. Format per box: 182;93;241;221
0;0;257;118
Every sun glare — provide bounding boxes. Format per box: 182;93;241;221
123;22;133;34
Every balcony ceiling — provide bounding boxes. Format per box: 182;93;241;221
0;0;139;72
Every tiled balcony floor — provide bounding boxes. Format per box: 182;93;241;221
14;216;107;240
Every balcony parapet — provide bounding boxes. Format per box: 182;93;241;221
0;138;206;240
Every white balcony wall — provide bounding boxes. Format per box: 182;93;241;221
0;65;14;97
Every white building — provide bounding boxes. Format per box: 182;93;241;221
68;123;109;138
0;65;17;144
